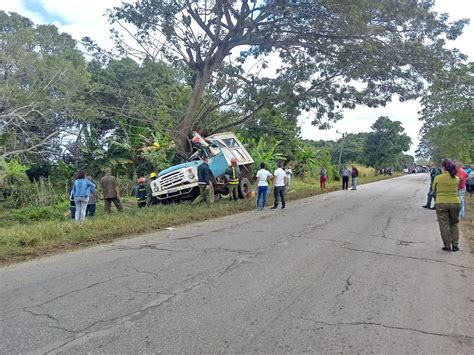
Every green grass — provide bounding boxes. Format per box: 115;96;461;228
0;174;399;264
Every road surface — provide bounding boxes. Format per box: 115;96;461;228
1;174;473;354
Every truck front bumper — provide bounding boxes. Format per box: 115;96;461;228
153;182;199;200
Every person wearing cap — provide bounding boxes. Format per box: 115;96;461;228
135;177;147;208
225;158;241;202
147;172;159;206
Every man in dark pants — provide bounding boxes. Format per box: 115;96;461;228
271;162;288;210
100;168;123;213
341;166;350;190
422;162;441;210
193;156;213;205
225;158;240;202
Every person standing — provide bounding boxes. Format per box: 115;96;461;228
319;166;327;189
86;175;97;217
455;161;468;219
341;166;350;190
135;177;147;208
147;172;159;206
422;162;441;210
100;168;123;213
351;165;359;190
271;162;288;210
225;158;241;202
193;156;213;205
465;163;472;175
69;187;76;220
433;159;461;251
255;163;273;210
72;171;96;223
285;164;293;190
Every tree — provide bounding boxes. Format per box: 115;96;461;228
0;12;90;161
417;63;474;162
364;116;411;168
98;0;467;155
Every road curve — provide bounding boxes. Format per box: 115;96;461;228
1;174;473;354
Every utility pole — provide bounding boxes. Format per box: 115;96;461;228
336;130;347;173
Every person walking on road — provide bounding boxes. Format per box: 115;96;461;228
351;165;359;190
271;162;287;210
433;159;461;252
193;156;213;205
225;158;241;202
341;166;350;190
256;163;273;210
455;161;468;219
422;162;441;210
320;166;327;189
100;168;123;213
72;170;96;223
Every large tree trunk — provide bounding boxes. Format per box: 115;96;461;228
174;69;212;157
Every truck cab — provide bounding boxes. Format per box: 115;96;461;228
150;132;254;202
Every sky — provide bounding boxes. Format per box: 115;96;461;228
2;0;473;156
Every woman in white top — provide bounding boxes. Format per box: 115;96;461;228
255;163;273;210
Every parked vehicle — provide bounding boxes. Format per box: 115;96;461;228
150;132;254;203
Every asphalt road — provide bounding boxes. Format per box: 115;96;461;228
1;174;473;354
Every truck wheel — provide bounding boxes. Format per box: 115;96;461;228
238;177;252;199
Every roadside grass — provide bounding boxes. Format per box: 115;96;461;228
0;174;399;264
460;194;474;253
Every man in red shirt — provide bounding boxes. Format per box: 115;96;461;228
455;161;468;219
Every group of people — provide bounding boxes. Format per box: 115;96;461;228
340;165;359;191
192;157;293;210
70;168;124;223
318;165;359;190
423;160;472;252
254;162;292;210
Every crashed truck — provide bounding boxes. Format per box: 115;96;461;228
150;132;254;203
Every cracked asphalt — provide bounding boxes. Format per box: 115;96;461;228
1;174;473;354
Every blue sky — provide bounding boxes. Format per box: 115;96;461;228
22;0;68;25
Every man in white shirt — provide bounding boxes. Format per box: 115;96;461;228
271;162;288;210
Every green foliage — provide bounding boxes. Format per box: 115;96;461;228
104;0;467;153
7;177;61;209
5;160;29;184
364;117;412;169
242;136;286;174
1;11;90;160
417;63;474;163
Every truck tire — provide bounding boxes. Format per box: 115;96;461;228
238;177;252;199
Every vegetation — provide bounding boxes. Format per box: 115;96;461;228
0;2;472;261
417;63;474;163
96;0;467;155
